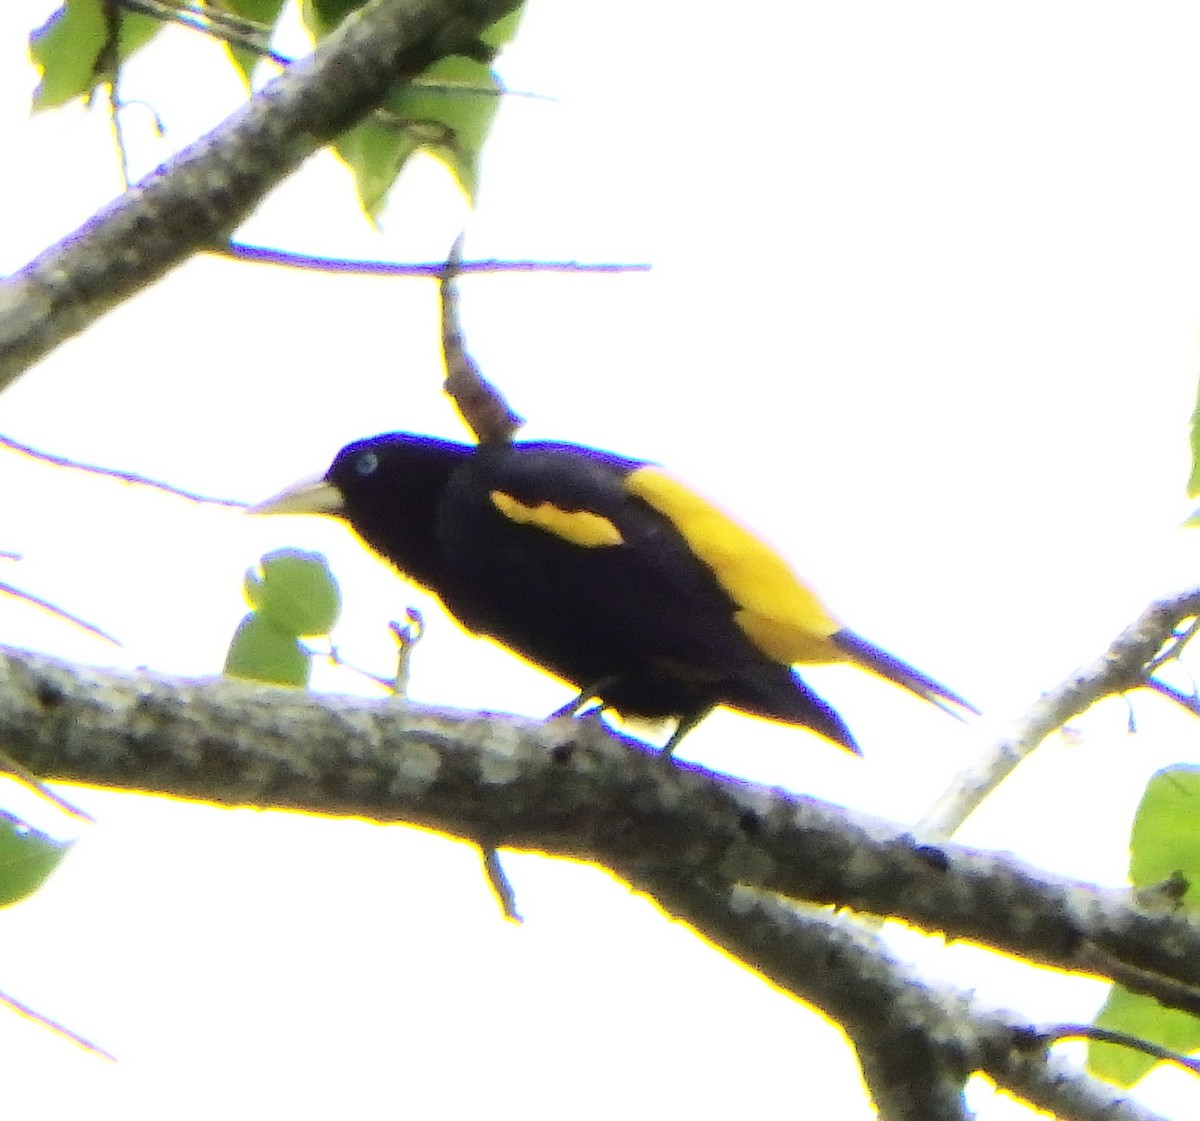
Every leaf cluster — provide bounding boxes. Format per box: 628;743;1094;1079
29;0;525;216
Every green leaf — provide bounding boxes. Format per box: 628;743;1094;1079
1128;765;1200;903
0;814;72;908
300;1;525;216
1085;765;1200;1083
224;613;311;687
206;0;289;85
300;0;361;38
30;0;163;110
336;54;505;217
1088;985;1200;1086
479;7;523;50
333;118;424;222
1190;374;1200;498
29;0;105;109
242;549;341;637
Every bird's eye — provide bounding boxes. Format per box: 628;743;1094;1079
356;452;379;477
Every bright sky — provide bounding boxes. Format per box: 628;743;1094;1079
4;1;1200;1117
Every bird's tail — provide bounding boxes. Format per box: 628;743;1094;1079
729;663;862;754
830;629;978;718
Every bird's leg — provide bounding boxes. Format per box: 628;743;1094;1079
660;705;713;756
547;695;588;720
549;684;710;759
547;677;623;721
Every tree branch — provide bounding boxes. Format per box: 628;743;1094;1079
0;431;249;507
440;235;524;442
217;241;651;276
636;884;1168;1121
0;0;522;390
2;644;1200;1021
918;588;1200;840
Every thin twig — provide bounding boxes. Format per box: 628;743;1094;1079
106;84;133;190
480;845;522;922
1;0;532;391
0;988;114;1061
0;433;249;507
1040;1022;1200;1078
113;0;291;68
215;241;651;277
113;0;560;95
917;588;1200;841
388;610;424;697
0;751;94;823
311;613;423;695
313;644;399;693
1145;677;1200;717
1147;616;1200;673
97;1;134;188
1077;942;1200;1021
0;583;121;648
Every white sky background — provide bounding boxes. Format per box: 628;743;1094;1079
2;0;1200;1117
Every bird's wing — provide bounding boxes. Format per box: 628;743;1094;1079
436;443;840;672
624;466;845;663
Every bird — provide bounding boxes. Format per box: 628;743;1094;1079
251;432;975;753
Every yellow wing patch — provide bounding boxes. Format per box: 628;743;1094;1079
626;467;842;664
490;491;624;548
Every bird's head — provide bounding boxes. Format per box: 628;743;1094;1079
249;432;472;585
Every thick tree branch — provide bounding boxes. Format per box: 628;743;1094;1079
636;884;1166;1121
2;644;1200;1020
0;0;521;390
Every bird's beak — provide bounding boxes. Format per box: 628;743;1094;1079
247;475;346;517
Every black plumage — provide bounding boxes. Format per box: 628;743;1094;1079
254;432;974;752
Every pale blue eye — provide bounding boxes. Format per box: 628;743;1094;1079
357;452;379;476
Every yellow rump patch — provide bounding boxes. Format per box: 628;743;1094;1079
626;467;842;664
490;491;624;548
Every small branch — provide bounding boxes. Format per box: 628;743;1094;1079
115;0;556;102
1077;942;1200;1020
316;644;395;692
647;885;974;1121
388;609;424;697
0;748;94;822
113;0;291;68
633;882;1164;1121
439;236;523;443
979;1037;1169;1121
1040;1022;1200;1078
917;588;1200;841
98;1;135;189
314;611;423;693
480;846;522;922
0;583;121;648
215;241;651;277
0;432;249;507
0;988;114;1062
0;0;526;390
1146;616;1200;673
106;86;135;191
1145;676;1200;717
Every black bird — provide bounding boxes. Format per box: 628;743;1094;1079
252;433;975;752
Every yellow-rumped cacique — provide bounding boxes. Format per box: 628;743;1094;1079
252;433;976;753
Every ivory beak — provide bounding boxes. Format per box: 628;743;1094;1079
247;475;345;517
